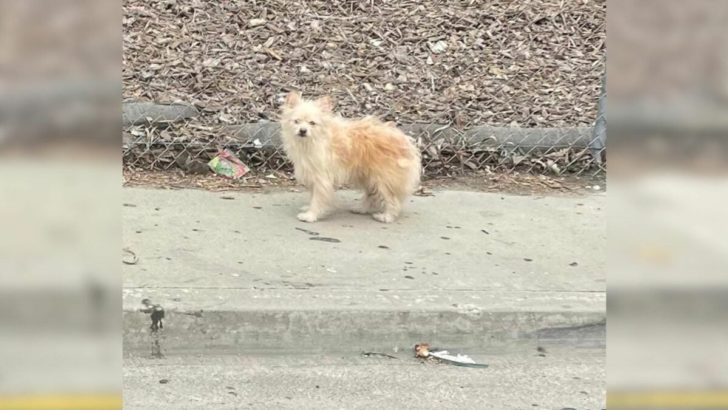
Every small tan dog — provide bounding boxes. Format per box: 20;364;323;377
280;91;421;223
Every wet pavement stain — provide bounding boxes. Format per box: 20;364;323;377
309;237;341;243
295;227;319;236
141;299;166;359
150;336;164;359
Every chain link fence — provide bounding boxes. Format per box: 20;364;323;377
122;77;606;178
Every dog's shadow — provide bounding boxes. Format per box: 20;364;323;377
286;201;411;227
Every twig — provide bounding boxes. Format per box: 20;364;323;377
123;247;139;265
362;351;399;360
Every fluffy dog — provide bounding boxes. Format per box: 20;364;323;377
280;91;421;223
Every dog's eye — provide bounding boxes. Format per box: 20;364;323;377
293;119;300;124
309;121;316;126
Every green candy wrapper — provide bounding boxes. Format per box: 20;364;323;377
208;149;250;179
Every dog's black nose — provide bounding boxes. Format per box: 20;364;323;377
298;128;308;137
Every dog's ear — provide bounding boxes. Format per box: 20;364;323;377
284;91;301;107
315;96;334;112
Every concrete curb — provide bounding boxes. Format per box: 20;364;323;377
123;309;605;356
123;289;605;355
121;102;595;150
222;123;595;151
123;102;199;126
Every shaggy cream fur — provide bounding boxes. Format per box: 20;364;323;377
280;91;421;223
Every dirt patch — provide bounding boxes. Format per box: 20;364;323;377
122;168;603;196
425;172;604;196
122;0;605;128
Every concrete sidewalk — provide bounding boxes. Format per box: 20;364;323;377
123;187;605;354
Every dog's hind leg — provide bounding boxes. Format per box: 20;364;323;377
372;191;401;224
351;188;381;215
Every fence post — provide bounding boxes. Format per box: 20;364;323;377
590;72;607;164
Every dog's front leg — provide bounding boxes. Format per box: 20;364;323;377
298;185;310;211
297;181;334;222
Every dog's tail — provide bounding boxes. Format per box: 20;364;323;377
399;144;422;195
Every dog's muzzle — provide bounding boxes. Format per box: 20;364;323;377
297;128;308;137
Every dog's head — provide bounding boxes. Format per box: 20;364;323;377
280;91;334;139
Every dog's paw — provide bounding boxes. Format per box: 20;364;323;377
297;212;318;223
372;212;395;224
299;205;310;212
